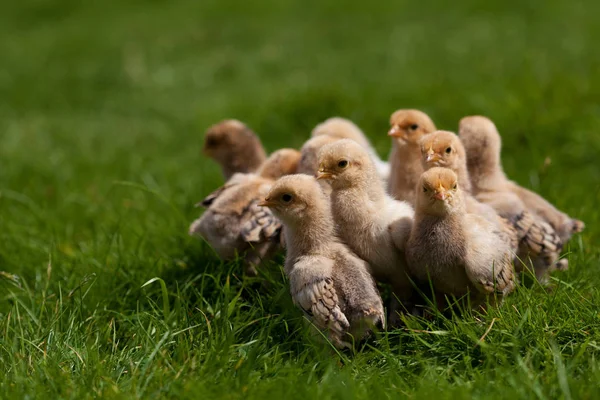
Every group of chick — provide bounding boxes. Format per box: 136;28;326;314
189;110;585;349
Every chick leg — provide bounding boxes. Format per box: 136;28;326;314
244;238;280;276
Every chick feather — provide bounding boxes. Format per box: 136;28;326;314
317;139;415;317
387;109;437;204
189;149;300;275
263;174;385;348
406;167;515;309
459;116;568;280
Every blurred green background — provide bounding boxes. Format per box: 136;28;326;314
1;0;599;398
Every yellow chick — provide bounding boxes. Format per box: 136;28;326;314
419;130;506;224
388;109;437;204
419;130;472;193
203;119;267;179
312;117;390;181
259;174;385;348
458;116;568;281
406;168;515;309
458;116;585;243
317;139;415;318
189;149;301;276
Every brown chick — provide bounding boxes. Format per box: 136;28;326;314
312;117;390;181
406;168;515;309
317;139;415;319
388;109;437;204
203;119;267;179
458;116;567;281
260;174;384;348
189;148;300;276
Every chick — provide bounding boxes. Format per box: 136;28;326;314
419;130;472;193
458;116;567;280
312;117;390;181
189;148;301;276
419;130;503;224
317;139;415;313
242;149;303;244
388;109;437;204
259;174;384;348
406;168;515;309
203;119;267;179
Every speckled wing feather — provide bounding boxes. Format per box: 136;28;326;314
293;277;350;342
464;214;516;298
506;180;585;242
497;216;519;252
240;199;282;243
476;255;515;295
512;211;562;257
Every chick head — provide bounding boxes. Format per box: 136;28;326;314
458;116;502;171
419;130;467;172
259;174;321;224
203;119;252;159
258;148;301;180
388;109;436;144
316;139;373;189
311;117;370;149
417;167;463;215
298;135;340;176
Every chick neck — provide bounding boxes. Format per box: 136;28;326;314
467;152;508;193
390;139;423;187
454;159;473;194
415;193;465;220
333;164;386;205
220;153;249;179
283;197;335;259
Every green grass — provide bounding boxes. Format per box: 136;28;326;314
1;0;600;398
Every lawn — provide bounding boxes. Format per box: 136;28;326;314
1;0;600;398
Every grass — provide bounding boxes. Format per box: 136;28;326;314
1;0;600;398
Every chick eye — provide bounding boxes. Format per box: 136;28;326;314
452;183;458;190
445;147;452;154
281;194;293;203
206;138;218;147
423;186;428;193
337;160;348;168
410;124;419;130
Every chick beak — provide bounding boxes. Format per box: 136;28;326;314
317;166;335;180
258;198;274;208
433;185;447;201
388;125;403;138
426;149;441;163
317;169;335;180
